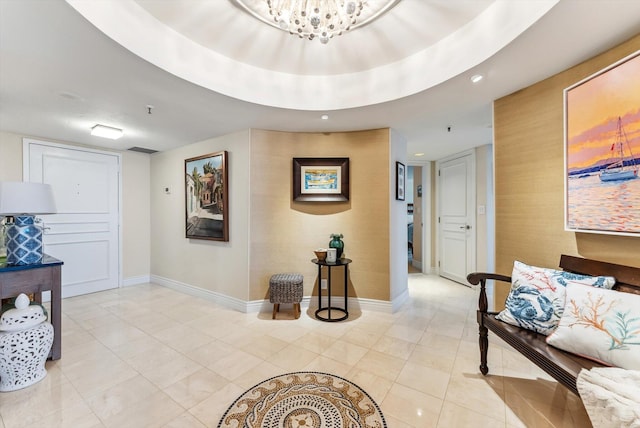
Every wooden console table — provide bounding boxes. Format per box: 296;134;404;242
0;255;63;360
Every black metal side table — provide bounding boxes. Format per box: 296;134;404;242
311;258;352;322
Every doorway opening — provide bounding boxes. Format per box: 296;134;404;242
407;165;423;274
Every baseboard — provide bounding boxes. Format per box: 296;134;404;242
354;297;393;313
391;288;410;312
123;275;151;287
149;275;395;314
415;266;436;275
150;275;248;312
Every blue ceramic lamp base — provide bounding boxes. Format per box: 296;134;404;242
6;215;43;265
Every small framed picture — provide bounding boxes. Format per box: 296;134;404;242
396;161;405;201
293;157;349;202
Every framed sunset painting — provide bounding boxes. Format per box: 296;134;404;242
564;50;640;236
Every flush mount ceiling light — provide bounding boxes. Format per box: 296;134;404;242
470;74;484;83
91;124;123;140
321;114;329;120
233;0;400;44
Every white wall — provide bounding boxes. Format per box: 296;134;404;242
475;144;494;274
122;150;151;281
420;162;433;273
0;131;151;282
389;128;409;306
149;130;251;301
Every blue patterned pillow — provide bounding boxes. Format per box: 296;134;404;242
495;261;616;335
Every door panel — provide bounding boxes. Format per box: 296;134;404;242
43;155;112;213
24;140;120;298
438;152;475;285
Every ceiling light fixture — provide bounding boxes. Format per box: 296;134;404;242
471;74;484;83
414;153;425;157
233;0;400;44
321;114;329;120
91;124;124;140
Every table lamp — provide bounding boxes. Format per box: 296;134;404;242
0;182;57;265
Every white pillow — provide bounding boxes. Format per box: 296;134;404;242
546;283;640;370
496;261;616;335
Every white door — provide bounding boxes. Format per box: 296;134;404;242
24;139;120;298
438;151;475;285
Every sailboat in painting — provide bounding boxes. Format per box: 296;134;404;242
599;116;638;182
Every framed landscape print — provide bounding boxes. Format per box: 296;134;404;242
564;50;640;237
396;161;405;201
293;157;349;202
185;151;229;241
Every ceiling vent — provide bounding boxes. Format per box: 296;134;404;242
128;147;158;154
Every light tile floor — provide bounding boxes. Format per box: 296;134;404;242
0;274;592;428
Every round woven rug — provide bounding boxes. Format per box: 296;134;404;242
217;371;387;428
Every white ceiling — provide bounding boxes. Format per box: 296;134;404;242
1;0;640;161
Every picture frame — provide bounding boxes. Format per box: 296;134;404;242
396;161;405;201
564;50;639;237
185;151;229;241
293;157;349;202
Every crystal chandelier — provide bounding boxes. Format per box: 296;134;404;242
234;0;400;44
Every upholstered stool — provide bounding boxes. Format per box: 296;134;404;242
269;273;303;319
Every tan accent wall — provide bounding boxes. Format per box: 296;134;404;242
494;34;640;308
249;129;392;302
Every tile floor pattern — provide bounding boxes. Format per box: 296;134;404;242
0;275;592;428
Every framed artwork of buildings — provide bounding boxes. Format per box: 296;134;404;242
185;151;229;241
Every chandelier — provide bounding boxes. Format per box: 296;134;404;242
233;0;400;44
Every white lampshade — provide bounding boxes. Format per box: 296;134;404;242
0;182;57;215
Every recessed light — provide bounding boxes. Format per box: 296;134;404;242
321;114;329;120
471;74;483;83
414;153;425;157
91;124;124;140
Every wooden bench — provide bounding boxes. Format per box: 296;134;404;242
467;254;640;396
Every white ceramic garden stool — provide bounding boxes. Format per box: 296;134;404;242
0;293;54;392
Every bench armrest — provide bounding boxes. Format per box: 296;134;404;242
466;272;512;313
467;272;511;285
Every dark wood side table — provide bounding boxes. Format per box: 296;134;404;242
311;258;352;322
0;255;63;360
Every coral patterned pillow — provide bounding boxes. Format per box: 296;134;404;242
495;261;616;335
546;284;640;370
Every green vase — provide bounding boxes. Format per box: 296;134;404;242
329;235;344;259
